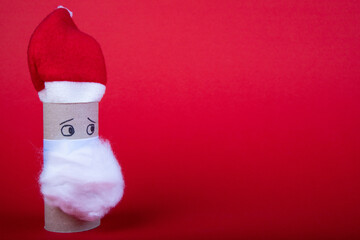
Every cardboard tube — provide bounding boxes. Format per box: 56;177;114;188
43;102;100;233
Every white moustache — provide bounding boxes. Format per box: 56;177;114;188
40;137;125;221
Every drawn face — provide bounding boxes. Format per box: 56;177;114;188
60;117;96;137
43;103;99;140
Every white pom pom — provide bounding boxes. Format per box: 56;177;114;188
57;5;73;18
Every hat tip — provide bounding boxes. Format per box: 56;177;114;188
57;5;73;18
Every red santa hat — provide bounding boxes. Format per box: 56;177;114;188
28;6;107;103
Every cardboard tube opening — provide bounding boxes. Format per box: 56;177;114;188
43;102;100;233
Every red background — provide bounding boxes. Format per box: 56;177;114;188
1;1;360;239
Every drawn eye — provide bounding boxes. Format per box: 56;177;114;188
87;124;95;135
61;125;75;137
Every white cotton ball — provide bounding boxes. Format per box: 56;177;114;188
40;137;125;221
57;5;73;17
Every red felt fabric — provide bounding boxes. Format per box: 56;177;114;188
1;1;360;239
28;8;106;92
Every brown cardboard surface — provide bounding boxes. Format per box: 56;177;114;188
43;102;99;140
43;102;100;233
44;204;100;233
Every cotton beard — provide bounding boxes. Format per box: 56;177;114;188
39;137;124;221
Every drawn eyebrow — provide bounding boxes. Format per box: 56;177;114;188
60;118;74;125
87;117;96;123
